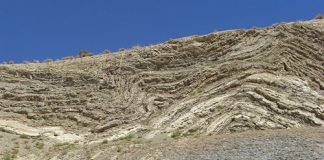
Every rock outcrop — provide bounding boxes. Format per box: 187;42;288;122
0;19;323;159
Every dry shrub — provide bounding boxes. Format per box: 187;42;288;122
119;48;126;52
315;14;324;19
76;50;93;58
62;56;74;60
44;59;53;63
102;49;112;54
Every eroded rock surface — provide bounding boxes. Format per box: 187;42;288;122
0;19;323;159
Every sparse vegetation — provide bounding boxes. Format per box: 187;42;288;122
81;122;89;127
20;134;30;139
24;145;31;150
44;59;53;63
197;88;204;93
62;150;68;155
102;49;112;54
315;14;324;19
3;153;11;160
119;133;135;141
206;62;217;68
62;56;74;60
52;142;75;151
171;130;182;139
116;146;121;152
35;142;44;149
11;148;18;158
119;48;126;52
14;143;19;149
102;139;108;144
0;128;5;132
76;50;93;58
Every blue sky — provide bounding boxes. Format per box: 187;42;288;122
0;0;323;63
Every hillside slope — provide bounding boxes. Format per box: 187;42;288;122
0;19;323;159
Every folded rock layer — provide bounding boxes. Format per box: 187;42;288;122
0;19;323;142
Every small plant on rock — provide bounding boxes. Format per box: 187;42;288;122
116;146;121;152
315;14;324;19
102;49;112;54
76;50;93;58
44;59;53;63
3;153;11;160
171;129;182;139
19;134;29;139
119;133;135;141
119;48;126;52
35;142;44;149
102;139;108;144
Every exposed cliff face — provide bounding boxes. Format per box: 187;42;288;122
0;19;323;159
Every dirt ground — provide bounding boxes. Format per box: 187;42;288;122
3;127;319;160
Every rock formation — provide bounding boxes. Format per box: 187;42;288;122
0;19;323;159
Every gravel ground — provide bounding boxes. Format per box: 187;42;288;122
111;127;324;160
178;135;322;160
